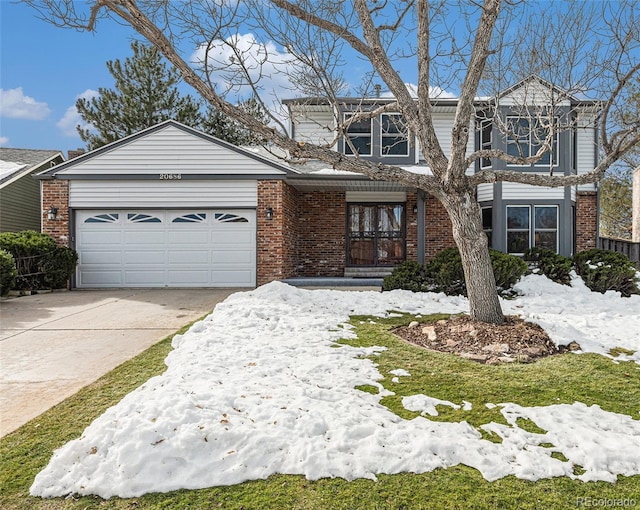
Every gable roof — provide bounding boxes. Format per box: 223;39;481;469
0;149;63;187
38;120;297;179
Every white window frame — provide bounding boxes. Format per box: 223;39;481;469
480;119;492;168
506;205;531;255
506;204;559;254
533;205;559;252
344;113;372;157
380;113;409;157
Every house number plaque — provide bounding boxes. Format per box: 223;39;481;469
159;173;182;180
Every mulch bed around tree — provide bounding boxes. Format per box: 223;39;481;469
394;315;579;364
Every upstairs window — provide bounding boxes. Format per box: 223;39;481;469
380;114;409;156
480;119;492;168
344;113;372;156
506;117;558;166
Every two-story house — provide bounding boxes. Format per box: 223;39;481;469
38;77;599;288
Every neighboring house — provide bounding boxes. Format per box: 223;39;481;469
0;149;64;233
38;77;600;289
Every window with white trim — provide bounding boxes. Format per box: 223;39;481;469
506;205;558;254
533;206;558;251
506;117;558;166
480;119;492;168
344;113;372;156
506;206;530;254
380;113;409;156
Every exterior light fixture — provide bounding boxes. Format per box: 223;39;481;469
266;206;274;221
47;207;59;220
413;204;418;214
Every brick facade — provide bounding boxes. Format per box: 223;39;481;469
41;179;70;246
257;180;299;285
297;191;346;277
256;185;458;282
424;193;456;259
576;191;598;252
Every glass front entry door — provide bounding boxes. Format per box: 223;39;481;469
347;204;405;266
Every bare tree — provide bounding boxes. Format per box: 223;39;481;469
26;0;640;324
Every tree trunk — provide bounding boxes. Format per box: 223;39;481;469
439;189;505;324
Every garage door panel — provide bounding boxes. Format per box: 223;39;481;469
80;271;123;286
76;209;255;288
81;251;122;264
167;270;211;285
213;250;254;264
124;231;165;245
211;270;254;285
124;270;167;285
123;250;166;264
80;231;122;245
213;231;254;246
167;231;211;244
168;250;210;264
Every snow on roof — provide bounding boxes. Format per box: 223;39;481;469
0;160;28;181
30;274;640;499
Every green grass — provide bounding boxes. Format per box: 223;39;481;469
1;313;639;509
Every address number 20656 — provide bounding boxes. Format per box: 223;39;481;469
159;173;182;180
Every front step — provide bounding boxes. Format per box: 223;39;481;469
344;267;394;278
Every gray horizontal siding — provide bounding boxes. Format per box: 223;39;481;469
57;125;287;177
502;182;565;200
0;177;41;232
69;180;258;208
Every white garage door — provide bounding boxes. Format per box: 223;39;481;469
75;210;256;288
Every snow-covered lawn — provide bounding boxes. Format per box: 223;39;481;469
31;274;640;499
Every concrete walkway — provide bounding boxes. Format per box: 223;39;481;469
0;288;237;437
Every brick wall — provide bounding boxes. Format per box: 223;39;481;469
41;179;70;246
297;191;346;277
576;191;598;252
257;180;298;285
425;193;456;259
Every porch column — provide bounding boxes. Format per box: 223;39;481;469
417;189;426;265
633;166;640;243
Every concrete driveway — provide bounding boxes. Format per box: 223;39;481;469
0;288;238;437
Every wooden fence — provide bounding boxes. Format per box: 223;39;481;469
598;236;640;263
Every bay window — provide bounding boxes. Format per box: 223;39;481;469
506;205;559;254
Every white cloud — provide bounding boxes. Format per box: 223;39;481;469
0;136;9;146
0;87;51;120
56;89;98;137
191;33;301;122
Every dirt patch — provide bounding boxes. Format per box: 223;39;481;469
394;315;579;364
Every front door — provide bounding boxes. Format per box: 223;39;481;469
347;203;405;266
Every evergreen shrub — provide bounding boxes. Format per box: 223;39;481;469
573;248;639;297
383;247;527;296
424;248;466;296
382;260;429;292
0;249;17;297
489;249;528;292
0;231;78;290
523;247;573;285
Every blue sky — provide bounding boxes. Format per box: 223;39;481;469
0;1;423;157
1;1;636;159
0;1;145;155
